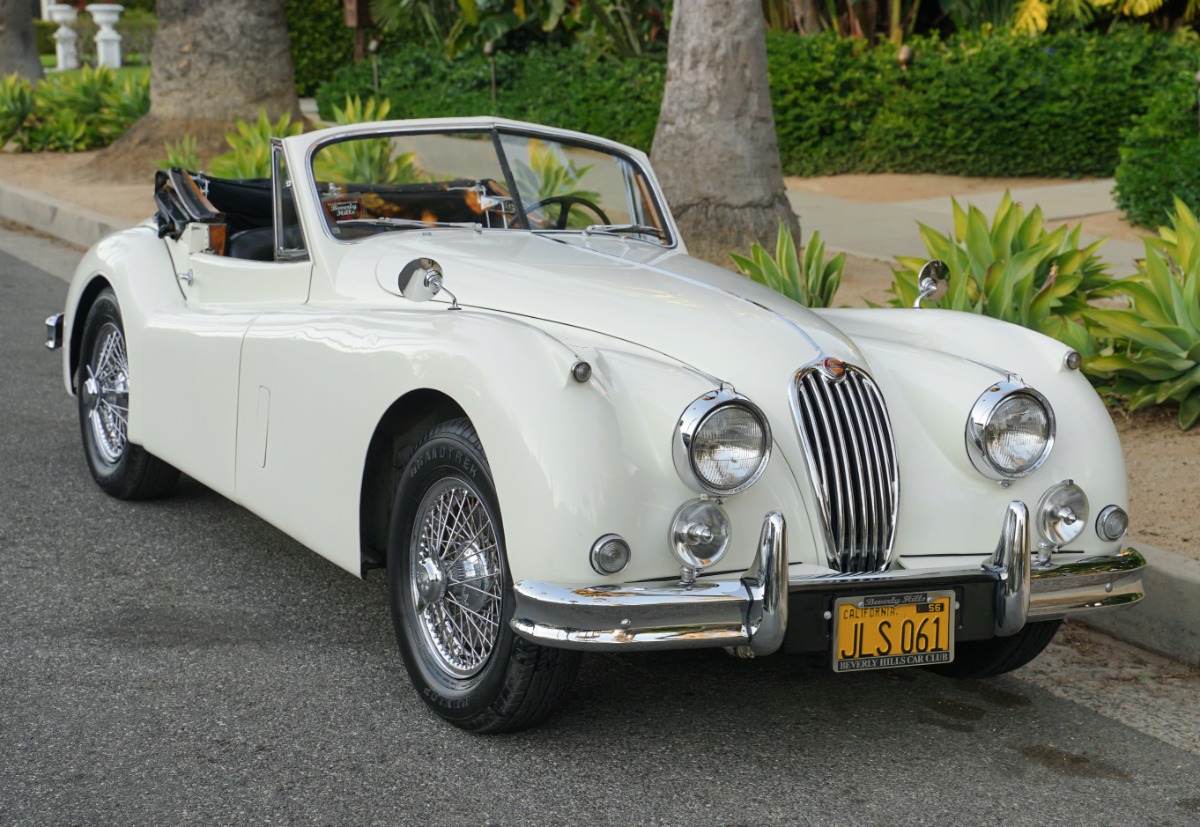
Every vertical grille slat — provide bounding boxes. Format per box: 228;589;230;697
792;364;899;573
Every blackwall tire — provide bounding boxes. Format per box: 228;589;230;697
77;288;179;500
930;619;1062;680
387;418;579;733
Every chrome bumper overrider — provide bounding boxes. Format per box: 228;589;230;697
45;313;64;351
510;502;1147;654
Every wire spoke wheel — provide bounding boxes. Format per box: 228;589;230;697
83;321;130;465
410;478;503;678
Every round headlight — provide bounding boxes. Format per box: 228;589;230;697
673;390;771;495
1037;480;1089;548
966;381;1055;480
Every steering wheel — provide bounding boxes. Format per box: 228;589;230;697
524;195;611;230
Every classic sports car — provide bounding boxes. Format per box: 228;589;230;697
46;118;1146;732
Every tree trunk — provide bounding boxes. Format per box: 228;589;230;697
101;0;303;183
0;0;45;80
651;0;799;265
149;0;301;122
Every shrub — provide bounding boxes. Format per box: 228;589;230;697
1113;77;1200;229
285;0;358;97
34;20;56;55
208;110;306;179
1084;198;1200;429
888;194;1114;354
315;46;665;151
0;67;149;152
729;224;845;308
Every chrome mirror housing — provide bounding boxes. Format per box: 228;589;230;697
914;259;949;308
397;258;460;310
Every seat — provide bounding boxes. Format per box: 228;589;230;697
225;227;275;262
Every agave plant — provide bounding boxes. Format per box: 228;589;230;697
1084;197;1200;430
0;74;35;147
312;96;423;186
889;194;1115;355
208;110;305;180
729;223;845;308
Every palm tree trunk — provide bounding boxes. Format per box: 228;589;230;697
0;0;45;80
651;0;800;265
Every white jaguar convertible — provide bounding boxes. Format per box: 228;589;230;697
46;118;1146;732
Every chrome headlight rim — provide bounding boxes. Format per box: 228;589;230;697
965;380;1055;481
672;389;772;496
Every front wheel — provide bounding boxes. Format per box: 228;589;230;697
77;289;179;500
931;620;1061;679
387;418;579;733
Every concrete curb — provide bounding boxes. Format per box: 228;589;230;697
2;176;1196;667
0;179;133;251
1087;542;1200;668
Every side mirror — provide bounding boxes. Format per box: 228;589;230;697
914;259;949;308
397;258;443;303
397;258;461;310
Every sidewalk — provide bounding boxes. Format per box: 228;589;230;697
1;167;1196;667
788;177;1146;272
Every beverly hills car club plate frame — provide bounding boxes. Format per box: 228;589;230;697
833;590;956;673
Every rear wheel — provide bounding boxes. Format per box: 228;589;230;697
387;418;579;733
931;620;1061;679
77;289;179;500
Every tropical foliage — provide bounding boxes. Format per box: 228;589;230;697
730;224;846;308
312;96;423;185
0;67;149;152
208;110;305;180
888;195;1114;355
1085;199;1200;429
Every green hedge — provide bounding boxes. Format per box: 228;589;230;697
1113;77;1200;228
315;47;666;151
314;28;1200;178
286;0;358;97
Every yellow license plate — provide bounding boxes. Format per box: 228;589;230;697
833;590;955;673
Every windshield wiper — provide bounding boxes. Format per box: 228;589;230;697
336;217;482;232
583;223;668;240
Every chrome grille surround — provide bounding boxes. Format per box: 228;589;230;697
790;362;900;573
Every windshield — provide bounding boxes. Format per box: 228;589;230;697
309;128;669;244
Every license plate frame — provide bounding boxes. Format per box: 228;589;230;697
832;590;956;673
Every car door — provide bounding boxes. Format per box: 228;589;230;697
138;146;312;499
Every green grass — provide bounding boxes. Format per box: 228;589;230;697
36;55;149;83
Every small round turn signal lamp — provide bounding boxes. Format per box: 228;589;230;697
1096;505;1129;542
590;534;630;576
571;360;592;383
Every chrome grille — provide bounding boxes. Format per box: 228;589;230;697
792;364;899;573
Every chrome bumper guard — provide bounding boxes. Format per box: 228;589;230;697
45;313;64;351
511;502;1147;654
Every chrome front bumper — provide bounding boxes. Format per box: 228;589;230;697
511;502;1147;654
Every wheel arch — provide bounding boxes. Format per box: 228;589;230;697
358;388;469;572
68;275;114;393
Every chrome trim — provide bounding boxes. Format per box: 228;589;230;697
589;533;630;576
301;122;680;250
44;313;64;351
671;389;772;496
1036;480;1089;549
789;361;899;572
984;501;1031;636
965;380;1056;480
511;511;788;653
510;504;1146;653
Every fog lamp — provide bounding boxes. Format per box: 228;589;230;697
1037;480;1089;548
590;534;630;575
1096;505;1129;542
669;499;730;578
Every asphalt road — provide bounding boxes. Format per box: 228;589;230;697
3;231;1200;827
